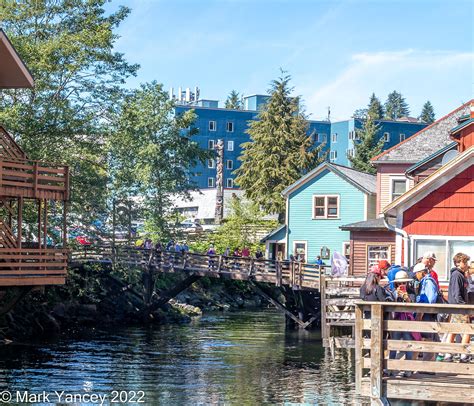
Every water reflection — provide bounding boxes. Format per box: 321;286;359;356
0;310;360;405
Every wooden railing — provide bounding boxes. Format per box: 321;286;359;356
0;157;69;200
0;247;68;286
320;276;366;348
355;301;474;404
70;246;327;290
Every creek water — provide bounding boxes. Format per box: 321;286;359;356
0;309;361;405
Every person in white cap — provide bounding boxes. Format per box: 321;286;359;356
422;251;439;287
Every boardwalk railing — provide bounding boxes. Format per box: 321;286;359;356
0;247;68;286
320;276;366;348
355;301;474;404
70;246;326;290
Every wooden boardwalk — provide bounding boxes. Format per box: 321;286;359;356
355;301;474;404
71;246;325;290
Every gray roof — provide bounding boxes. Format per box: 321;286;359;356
340;217;396;231
281;162;376;196
372;101;471;164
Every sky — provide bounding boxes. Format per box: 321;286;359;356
106;0;473;121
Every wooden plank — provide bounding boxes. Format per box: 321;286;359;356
354;304;364;393
325;298;358;306
0;276;66;286
362;319;474;334
363;338;474;354
363;358;474;375
358;301;474;313
370;304;384;401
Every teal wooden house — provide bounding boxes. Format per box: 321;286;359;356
263;163;376;264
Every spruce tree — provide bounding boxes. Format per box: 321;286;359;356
419;101;435;124
367;93;384;120
384;91;410;119
349;115;384;174
225;90;242;110
235;74;324;221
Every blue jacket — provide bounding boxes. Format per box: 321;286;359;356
416;275;438;304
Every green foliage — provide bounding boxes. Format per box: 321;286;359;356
0;0;139;224
353;108;368;119
189;195;277;254
384;90;410;120
367;93;384;120
109;82;212;237
235;73;324;220
419;101;435;124
225;90;242;110
349;115;384;174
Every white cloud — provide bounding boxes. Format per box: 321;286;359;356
301;50;474;121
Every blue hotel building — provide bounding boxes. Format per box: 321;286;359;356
174;94;427;190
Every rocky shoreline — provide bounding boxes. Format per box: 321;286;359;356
0;267;271;344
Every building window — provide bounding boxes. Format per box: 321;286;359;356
400;133;406;142
226;160;233;170
391;178;407;201
382;132;390;142
332;133;338;143
330;151;337;161
343;242;351;260
226;122;234;132
226;178;234;188
208;139;215;149
227;140;234;151
293;241;307;262
207;159;215;169
313;195;339;219
208;177;215;187
349;130;359;141
209;121;216;131
346;149;355;158
367;245;391;268
317;133;327;143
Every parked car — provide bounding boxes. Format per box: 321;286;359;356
178;219;203;232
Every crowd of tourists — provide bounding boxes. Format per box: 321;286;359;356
360;252;474;373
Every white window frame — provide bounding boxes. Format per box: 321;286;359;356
332;133;338;143
226;178;234;188
382;132;390;142
330;150;337;161
389;176;408;202
343;242;351;259
207;177;215;187
209;121;216;131
317;133;327;143
293;241;307;262
312;195;340;219
346;148;354;158
349;130;359;141
367;244;391;268
399;133;406;142
226;121;234;132
207;159;215;169
226;159;233;170
227;140;234;151
208;139;215;149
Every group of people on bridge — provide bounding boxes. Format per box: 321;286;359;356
360;251;474;375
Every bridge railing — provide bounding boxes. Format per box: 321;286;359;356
355;301;474;403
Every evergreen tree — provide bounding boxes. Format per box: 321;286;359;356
384;91;410;120
235;74;324;221
419;101;436;124
225;90;242;110
367;93;384;120
353;108;368;119
349;115;384;174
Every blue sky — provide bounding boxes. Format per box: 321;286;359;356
107;0;473;121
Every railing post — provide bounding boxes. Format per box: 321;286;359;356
33;161;39;198
320;275;327;345
275;261;282;287
354;302;363;394
370;304;384;402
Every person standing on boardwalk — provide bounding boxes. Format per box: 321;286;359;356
422;252;440;287
441;253;471;363
360;266;387;302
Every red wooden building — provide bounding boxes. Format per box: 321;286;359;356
383;105;474;281
0;29;69;287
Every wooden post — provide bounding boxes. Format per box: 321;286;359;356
37;199;42;249
43;199;48;248
275;261;282;287
112;198;116;251
320;275;327;345
354;303;363;393
33;161;38;198
370;304;384;402
17;197;23;248
62;201;68;248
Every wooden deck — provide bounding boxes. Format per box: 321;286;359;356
71;246;325;290
0;247;68;286
355;301;474;404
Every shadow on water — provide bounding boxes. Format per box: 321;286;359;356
0;309;379;405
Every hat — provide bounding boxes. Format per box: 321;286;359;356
394;270;413;283
413;263;428;274
378;260;391;270
423;251;437;261
369;265;382;276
